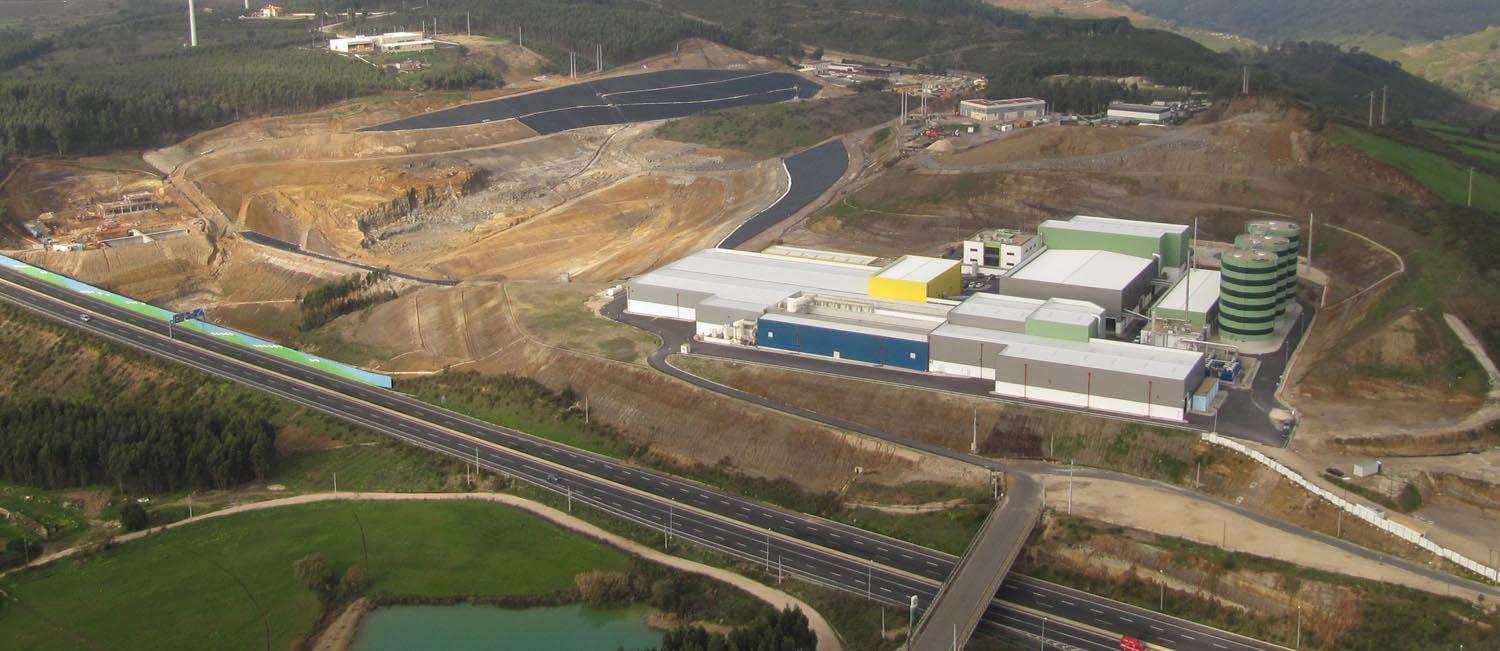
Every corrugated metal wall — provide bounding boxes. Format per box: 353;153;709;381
758;318;928;371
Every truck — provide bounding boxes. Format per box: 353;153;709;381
1120;635;1149;651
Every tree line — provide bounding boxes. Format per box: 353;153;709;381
0;399;276;493
298;269;396;331
660;606;817;651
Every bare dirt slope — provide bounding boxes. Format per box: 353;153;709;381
936;125;1154;167
309;281;977;492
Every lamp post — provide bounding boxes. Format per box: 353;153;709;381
1296;606;1302;649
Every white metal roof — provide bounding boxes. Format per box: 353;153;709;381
931;323;1203;380
962;98;1044;107
1030;298;1105;328
875;255;958;283
1152;269;1221;315
1007;249;1153;291
950;293;1045;325
762;245;879;266
630;249;879;311
1063;215;1189;237
762;311;936;343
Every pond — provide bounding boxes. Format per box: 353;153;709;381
353;603;662;651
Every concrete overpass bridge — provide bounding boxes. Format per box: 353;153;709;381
910;472;1044;651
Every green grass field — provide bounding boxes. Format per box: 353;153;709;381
1328;124;1499;214
0;500;629;651
1413;118;1500;169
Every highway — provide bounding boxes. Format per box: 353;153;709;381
0;266;1285;651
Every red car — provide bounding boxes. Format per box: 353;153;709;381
1121;636;1148;651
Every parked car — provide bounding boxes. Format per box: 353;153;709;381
1325;467;1345;478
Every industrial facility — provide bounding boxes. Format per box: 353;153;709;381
329;32;435;54
959;98;1047;122
1106;101;1176;124
624;214;1302;421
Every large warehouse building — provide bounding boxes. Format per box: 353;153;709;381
959;98;1046;122
625;246;1207;420
994;249;1156;334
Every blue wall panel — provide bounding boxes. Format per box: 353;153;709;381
757;317;928;371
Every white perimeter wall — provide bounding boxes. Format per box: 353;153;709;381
995;381;1184;421
626;299;695;322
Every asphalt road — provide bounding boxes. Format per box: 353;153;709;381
363;70;822;134
0;267;1289;651
1207;303;1316;445
238;231;459;286
718;140;849;250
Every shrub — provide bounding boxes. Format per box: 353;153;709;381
120;503;149;532
575;570;633;606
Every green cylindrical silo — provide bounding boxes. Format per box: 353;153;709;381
1234;233;1295;316
1219;248;1280;340
1247;220;1301;310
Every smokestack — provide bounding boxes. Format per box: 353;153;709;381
187;0;198;47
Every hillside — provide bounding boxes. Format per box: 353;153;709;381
1364;27;1500;111
1121;0;1498;42
1254;41;1491;124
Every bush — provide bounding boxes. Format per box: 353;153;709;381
575;570;633;606
294;553;338;604
341;563;370;599
120;503;149;532
1397;483;1423;512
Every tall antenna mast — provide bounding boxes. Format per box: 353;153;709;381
187;0;198;47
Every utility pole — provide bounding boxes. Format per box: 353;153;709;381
584;396;589;424
566;485;572;513
970;408;978;454
517;27;522;48
1469;167;1476;207
570;51;577;78
466;12;470;36
596;43;602;73
187;493;193;518
1307;212;1315;266
1381;85;1388;125
1368;91;1375;128
1068;459;1074;515
187;0;198;47
1242;66;1248;95
333;472;337;494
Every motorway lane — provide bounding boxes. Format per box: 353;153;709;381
0;270;1280;651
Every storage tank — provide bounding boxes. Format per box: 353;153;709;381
1218;248;1280;341
1247;220;1300;310
1234;233;1295;316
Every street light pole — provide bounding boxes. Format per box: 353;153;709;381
1040;616;1047;650
1296;606;1302;649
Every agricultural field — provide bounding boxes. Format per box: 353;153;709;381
1326;124;1499;214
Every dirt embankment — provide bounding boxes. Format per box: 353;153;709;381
300;281;976;492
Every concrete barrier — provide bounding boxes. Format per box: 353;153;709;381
1201;433;1498;583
